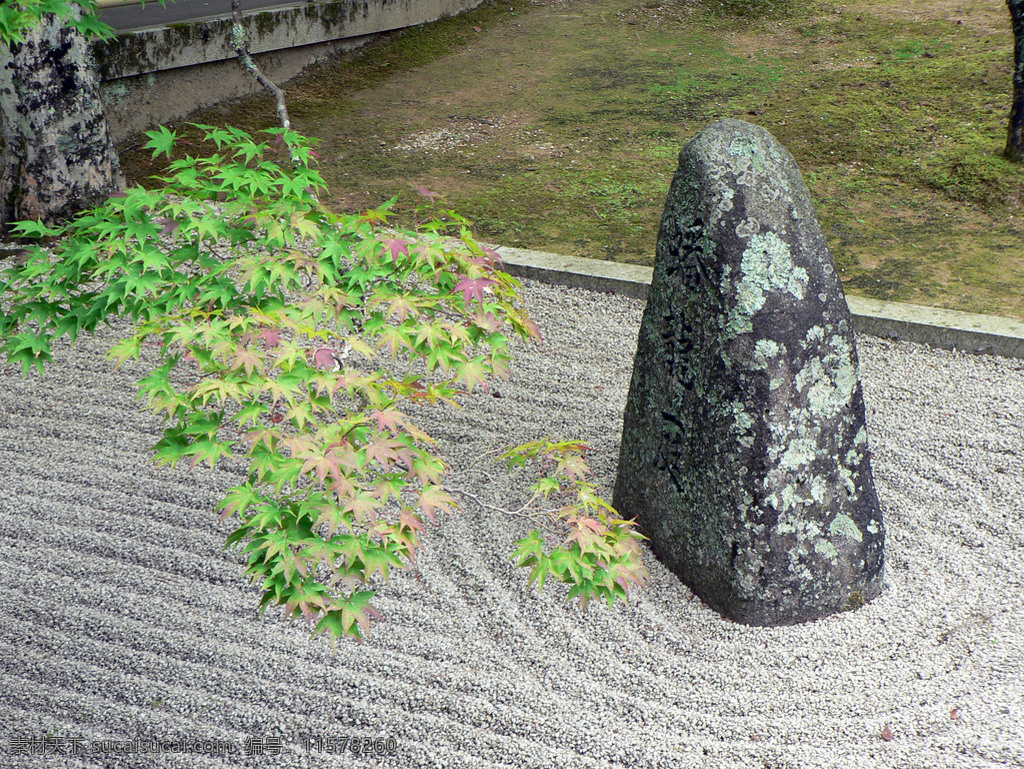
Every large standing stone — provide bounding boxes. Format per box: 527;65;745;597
613;119;884;626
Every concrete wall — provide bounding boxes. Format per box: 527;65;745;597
94;0;484;141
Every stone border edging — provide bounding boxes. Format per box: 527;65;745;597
492;245;1024;360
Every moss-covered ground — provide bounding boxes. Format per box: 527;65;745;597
120;0;1024;318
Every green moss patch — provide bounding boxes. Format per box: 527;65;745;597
119;0;1024;319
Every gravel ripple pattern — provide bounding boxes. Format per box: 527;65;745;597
2;280;1023;768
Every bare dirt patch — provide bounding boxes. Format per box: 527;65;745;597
390;114;526;154
860;0;1008;35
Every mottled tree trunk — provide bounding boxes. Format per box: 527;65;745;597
0;10;122;227
1008;0;1024;161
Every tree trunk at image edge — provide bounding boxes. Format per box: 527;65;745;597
0;11;123;227
1008;0;1024;161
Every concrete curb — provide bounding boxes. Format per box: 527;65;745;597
492;245;1024;360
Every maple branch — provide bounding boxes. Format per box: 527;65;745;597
446;486;547;521
448;443;513;477
230;0;291;134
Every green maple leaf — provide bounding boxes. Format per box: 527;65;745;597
229;347;263;377
183;435;233;469
407;451;445;486
195;280;238;308
138;247;171;272
425;340;461;372
458;355;490;392
343;491;381;523
529;557;551;591
245;501;288;533
369;475;406;506
550;549;587;584
182;412;222;436
123;270;164;297
535;477;562;497
124;216;160;244
378;324;413;357
67;10;115;41
235;401;267;427
414;320;446;350
312;590;381;644
0;120;633;642
9;219;58;239
219;482;264;521
5;332;51;375
144;126;178;159
278;173;317;199
108;335;143;365
343;263;378;293
354;541;405;582
152;428;190;467
281;581;329;627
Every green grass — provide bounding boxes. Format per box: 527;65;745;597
119;0;1024;318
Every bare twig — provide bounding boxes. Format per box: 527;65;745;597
446;486;548;521
447;442;514;478
230;0;291;134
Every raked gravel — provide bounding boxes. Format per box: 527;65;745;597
1;279;1023;769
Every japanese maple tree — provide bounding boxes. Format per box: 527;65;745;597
0;125;647;642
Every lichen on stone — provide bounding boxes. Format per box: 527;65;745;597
735;231;809;320
829;513;864;543
815;540;839;561
779;436;818;471
728;136;759;159
754;339;781;367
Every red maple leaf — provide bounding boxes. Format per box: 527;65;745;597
382;237;410;266
417;484;457;524
393;447;416;473
561;453;589;482
157;217;180;239
522;316;543;342
342;491;381;523
329;473;357;502
371;408;404;433
312;347;342;371
300;450;339;485
469;247;503;268
327;442;361;475
399;508;426;535
257;328;282;349
454;276;497;305
411;183;440;201
363;435;400;467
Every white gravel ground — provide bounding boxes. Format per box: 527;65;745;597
1;279;1023;769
